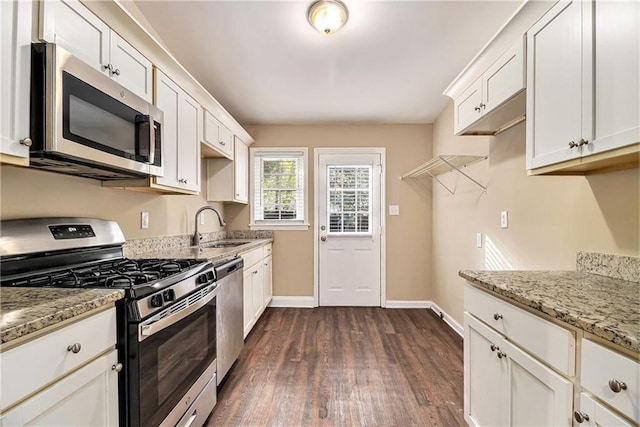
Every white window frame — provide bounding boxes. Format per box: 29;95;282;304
249;147;310;231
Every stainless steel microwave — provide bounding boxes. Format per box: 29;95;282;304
29;43;163;180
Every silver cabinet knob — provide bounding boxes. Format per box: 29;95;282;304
578;138;589;147
220;140;226;146
497;350;506;359
474;106;481;112
112;363;123;372
608;379;627;393
480;103;486;109
574;411;590;423
568;141;578;148
102;64;112;72
493;313;503;320
490;344;497;352
113;68;121;76
67;343;82;353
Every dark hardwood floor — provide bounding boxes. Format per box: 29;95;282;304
206;307;465;426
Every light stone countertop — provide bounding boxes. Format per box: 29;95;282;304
129;238;274;264
0;288;124;346
459;270;640;353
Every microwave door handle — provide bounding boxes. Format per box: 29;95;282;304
148;115;155;165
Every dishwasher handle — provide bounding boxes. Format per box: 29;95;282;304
214;257;244;280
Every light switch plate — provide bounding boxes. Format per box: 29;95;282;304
476;232;483;248
500;211;508;229
141;212;149;229
389;205;400;216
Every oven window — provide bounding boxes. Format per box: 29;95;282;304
136;297;216;426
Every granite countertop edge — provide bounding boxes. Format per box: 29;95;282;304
130;238;274;263
1;289;125;346
459;270;639;354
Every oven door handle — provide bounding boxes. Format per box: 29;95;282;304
139;286;218;342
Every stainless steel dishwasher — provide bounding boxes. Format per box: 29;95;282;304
215;257;244;385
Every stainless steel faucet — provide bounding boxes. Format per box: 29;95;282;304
192;206;226;246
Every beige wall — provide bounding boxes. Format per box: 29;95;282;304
0;160;225;240
432;101;640;325
225;124;433;301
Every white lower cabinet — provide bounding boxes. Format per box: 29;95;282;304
1;350;119;426
464;313;573;427
0;308;119;426
241;244;273;338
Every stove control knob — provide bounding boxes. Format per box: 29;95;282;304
162;289;175;302
206;271;215;282
149;294;164;308
197;274;208;284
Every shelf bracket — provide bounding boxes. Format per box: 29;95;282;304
439;157;487;193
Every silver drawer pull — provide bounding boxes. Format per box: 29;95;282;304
497;350;506;359
493;313;503;320
490;344;497;352
574;411;590;423
608;379;627;393
67;343;81;353
112;363;123;372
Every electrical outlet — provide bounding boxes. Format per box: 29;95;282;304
141;212;149;229
476;232;483;248
501;211;509;229
200;214;205;225
389;205;400;216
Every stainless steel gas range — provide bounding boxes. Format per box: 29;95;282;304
0;217;237;427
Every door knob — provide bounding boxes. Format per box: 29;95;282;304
320;236;327;242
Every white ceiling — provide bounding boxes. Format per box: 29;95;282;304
132;0;521;125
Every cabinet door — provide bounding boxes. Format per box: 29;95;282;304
251;264;264;321
579;393;634;427
526;0;585;169
589;0;640;155
155;69;181;189
203;111;233;160
1;350;119;426
178;92;201;192
1;0;31;164
40;0;110;75
482;37;525;114
234;138;249;203
109;32;153;102
464;313;507;427
454;79;483;135
242;268;254;339
502;339;573;427
263;255;273;308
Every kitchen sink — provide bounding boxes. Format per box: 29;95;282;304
199;241;251;249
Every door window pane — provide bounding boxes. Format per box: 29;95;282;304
327;165;372;234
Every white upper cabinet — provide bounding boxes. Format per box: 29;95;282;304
40;0;153;102
526;0;639;173
453;37;526;135
206;136;248;204
1;0;32;165
203;110;234;160
155;69;201;193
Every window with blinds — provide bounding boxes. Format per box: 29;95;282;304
328;165;372;234
251;148;308;228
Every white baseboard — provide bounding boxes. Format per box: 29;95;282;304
428;301;464;337
268;296;315;308
385;300;431;309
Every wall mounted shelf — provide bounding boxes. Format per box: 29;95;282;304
401;155;488;195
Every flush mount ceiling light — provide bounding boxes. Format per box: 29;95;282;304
307;0;349;35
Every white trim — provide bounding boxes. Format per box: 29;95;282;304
385;300;431;309
428;301;464;337
268;296;315;308
313;148;387;308
249;223;310;231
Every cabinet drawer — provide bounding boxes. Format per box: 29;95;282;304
581;339;639;422
240;247;263;270
263;243;272;258
464;283;575;376
579;392;634;427
0;308;117;410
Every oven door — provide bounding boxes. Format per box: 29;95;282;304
128;286;217;426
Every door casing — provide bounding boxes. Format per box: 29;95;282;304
313;147;386;307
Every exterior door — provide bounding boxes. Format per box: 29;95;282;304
317;150;383;306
